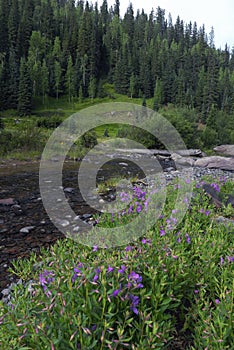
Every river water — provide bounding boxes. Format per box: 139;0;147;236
0;155;153;293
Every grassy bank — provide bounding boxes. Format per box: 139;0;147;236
0;175;234;349
0;93;210;161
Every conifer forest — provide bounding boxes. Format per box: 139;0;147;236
0;0;234;146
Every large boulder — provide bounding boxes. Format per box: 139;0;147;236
195;156;234;171
213;145;234;157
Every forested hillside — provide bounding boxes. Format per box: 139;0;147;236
0;0;234;125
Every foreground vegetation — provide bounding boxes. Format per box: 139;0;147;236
0;175;234;349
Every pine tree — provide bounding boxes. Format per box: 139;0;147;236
41;59;49;104
153;78;163;107
88;76;96;100
54;60;62;100
65;55;75;102
17;58;32;116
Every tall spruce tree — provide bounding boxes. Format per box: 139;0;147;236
17;58;32;116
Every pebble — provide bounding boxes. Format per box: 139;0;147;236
19;226;35;234
64;187;75;193
56;219;70;227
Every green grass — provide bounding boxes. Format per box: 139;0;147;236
0;94;148;161
0;175;234;349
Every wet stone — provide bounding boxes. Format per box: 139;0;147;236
0;198;15;205
20;226;35;234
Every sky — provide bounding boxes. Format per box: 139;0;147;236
107;0;234;50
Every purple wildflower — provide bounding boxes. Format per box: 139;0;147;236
160;229;166;236
93;267;101;282
129;294;140;315
227;256;234;263
141;238;152;245
220;256;224;265
120;192;130;202
118;265;126;274
93;274;99;282
172;255;178;259
215;299;221;304
112;284;122;297
125;245;132;252
107;266;114;273
128;271;144;289
136;204;142;213
211;183;220;192
92;245;98;252
185;233;191;244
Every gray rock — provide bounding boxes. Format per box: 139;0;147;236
20;226;35;234
214;145;234;157
164;167;175;172
214;216;234;229
82;214;92;219
64;187;75;193
171;153;195;166
0;198;15;205
56;219;70;227
195;156;234;171
175;149;203;157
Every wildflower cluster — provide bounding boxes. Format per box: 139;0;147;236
1;175;234;349
39;270;55;297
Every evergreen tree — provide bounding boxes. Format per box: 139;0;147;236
54;60;62;99
65;55;75;102
17;58;32;116
41;59;49;104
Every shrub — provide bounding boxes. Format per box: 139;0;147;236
80;130;98;149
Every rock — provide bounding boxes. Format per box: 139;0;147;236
82;214;92;219
202;184;222;208
12;204;23;215
20;226;35;234
164;167;175;172
171;153;195;166
119;162;128;167
56;219;69;227
0;198;15;205
214;216;234;230
175;149;203;157
152;150;171;157
64;187;75;193
226;195;234;208
195;156;234;171
214;145;234;157
1;288;10;296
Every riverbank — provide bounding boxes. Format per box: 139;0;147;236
0;157;233;296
